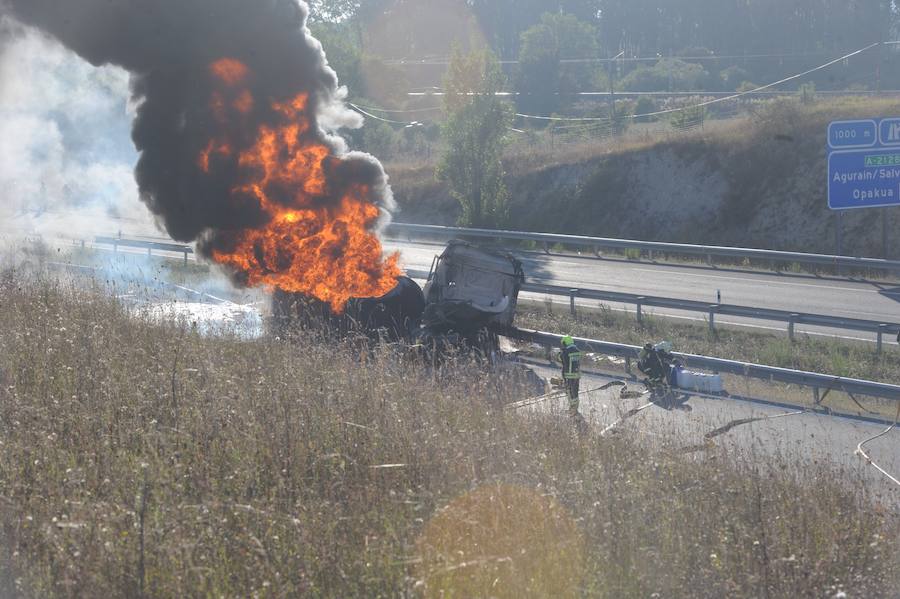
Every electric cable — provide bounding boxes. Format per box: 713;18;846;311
349;103;443;114
347;102;423;126
514;42;881;123
385;48;873;67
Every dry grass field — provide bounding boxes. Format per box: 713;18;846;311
0;271;898;597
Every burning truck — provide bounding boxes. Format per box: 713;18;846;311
3;1;526;356
272;240;526;355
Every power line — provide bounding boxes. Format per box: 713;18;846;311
352;42;887;129
347;102;424;127
384;48;871;67
513;42;881;123
350;103;442;114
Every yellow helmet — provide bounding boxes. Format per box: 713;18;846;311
561;335;574;347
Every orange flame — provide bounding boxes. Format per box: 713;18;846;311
200;58;401;312
210;58;249;86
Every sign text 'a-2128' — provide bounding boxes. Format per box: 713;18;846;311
827;117;900;210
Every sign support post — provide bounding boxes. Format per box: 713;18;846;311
836;211;843;259
828;117;900;264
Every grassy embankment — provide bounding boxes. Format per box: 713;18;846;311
0;272;897;597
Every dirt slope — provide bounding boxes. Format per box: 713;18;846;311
389;98;900;258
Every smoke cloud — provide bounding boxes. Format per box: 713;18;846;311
0;0;394;261
0;18;156;238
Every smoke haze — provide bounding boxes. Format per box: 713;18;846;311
0;18;155;238
0;0;394;275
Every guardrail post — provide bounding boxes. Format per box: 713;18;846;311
636;297;645;325
184;249;189;267
706;253;713;266
813;387;820;405
147;247;152;258
625;357;632;375
648;250;654;261
788;314;798;341
569;289;578;317
543;242;550;255
708;305;717;334
877;324;886;354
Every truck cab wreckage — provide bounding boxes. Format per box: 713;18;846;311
271;239;525;358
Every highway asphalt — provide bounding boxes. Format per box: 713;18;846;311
517;361;900;500
384;239;900;345
16;233;900;343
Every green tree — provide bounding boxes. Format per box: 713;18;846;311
437;47;514;228
309;22;365;96
516;13;600;115
618;58;709;92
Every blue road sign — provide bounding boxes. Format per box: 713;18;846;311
828;118;900;210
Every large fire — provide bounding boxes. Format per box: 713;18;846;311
200;58;401;312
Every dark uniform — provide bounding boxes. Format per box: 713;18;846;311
559;337;583;416
638;343;673;386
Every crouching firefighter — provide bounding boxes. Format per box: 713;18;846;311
558;335;583;417
638;341;674;387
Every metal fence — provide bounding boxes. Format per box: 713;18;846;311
94;236;194;265
86;236;898;350
507;328;900;404
78;235;900;405
386;223;900;275
522;281;900;353
403;267;900;352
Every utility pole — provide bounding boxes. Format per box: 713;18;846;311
609;50;624;130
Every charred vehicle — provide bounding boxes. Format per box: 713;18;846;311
272;275;425;343
418;240;525;352
272;240;525;354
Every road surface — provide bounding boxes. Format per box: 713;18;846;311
385;239;900;345
518;360;900;500
13;232;900;343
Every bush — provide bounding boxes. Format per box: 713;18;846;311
360;120;398;160
633;96;658;122
618;58;710;92
798;82;816;105
720;65;752;91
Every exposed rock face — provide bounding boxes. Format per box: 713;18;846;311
393;104;900;259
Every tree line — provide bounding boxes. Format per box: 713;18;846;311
309;1;899;113
306;1;899;228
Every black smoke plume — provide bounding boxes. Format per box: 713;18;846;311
0;0;392;253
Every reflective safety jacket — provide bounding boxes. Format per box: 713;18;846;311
560;343;583;380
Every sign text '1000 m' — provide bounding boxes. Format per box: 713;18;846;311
828;118;900;210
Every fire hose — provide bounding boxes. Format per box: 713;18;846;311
504;381;626;412
855;402;900;489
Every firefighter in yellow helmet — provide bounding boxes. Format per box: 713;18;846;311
558;335;583;417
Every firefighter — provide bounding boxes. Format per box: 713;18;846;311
638;341;673;387
558;335;583;417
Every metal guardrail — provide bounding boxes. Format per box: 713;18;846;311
522;281;900;353
93;234;900;350
94;236;194;264
507;328;900;403
78;235;900;403
404;266;900;352
386;223;900;275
